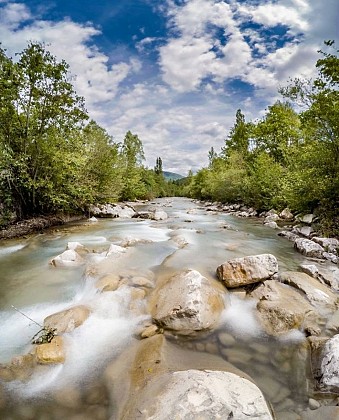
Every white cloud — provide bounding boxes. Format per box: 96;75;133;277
0;2;31;28
0;2;140;111
238;2;309;33
0;0;338;173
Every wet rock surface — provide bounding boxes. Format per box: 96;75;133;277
250;280;321;336
150;269;225;335
216;254;278;288
35;336;65;364
44;305;91;334
1;198;339;419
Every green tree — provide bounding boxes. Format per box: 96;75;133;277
222;109;251;159
120;131;146;200
81;121;123;203
280;40;339;234
253;101;302;165
0;42;88;217
154;157;163;175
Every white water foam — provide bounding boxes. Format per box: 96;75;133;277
220;295;264;338
0;243;26;257
4;286;147;399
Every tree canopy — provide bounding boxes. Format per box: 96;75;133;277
0;42;176;224
184;41;339;236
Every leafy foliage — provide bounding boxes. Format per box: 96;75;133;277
0;43;177;224
185;41;339;234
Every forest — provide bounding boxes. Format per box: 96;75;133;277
0;41;338;235
0;42;178;225
183;41;339;236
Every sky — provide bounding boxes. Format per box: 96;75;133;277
0;0;338;174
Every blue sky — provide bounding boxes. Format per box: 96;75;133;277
0;0;338;174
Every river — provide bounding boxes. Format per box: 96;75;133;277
0;198;316;419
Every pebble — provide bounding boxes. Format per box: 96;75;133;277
224;348;253;364
308;398;321;410
218;332;236;347
249;342;270;354
204;342;219;355
140;325;159;339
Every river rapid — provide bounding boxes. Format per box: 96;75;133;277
0;197;320;419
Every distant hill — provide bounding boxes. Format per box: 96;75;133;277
163;171;184;181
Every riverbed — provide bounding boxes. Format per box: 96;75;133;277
0;197;327;419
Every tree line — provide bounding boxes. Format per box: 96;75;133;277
182;41;339;236
1;41;338;236
0;42;178;225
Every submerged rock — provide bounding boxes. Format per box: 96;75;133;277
106;244;126;257
66;241;89;255
216;254;278;288
44;305;91;334
151;269;225;335
140;324;161;339
280;271;338;311
0;354;36;382
108;334;274;420
250;280;320;336
95;273;120;292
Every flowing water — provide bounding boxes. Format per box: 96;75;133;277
0;198;316;419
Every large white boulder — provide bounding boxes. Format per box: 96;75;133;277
132;369;273;420
50;249;84;267
294;238;325;259
216;254;278;288
319;334;339;392
151;269;225;335
152;209;168;220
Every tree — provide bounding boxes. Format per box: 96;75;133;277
0;42;88;216
154;157;163;175
222;109;251;159
81;121;123;202
253;101;302;165
280;40;339;234
120;131;146;200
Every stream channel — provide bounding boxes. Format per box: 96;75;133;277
0;197;318;419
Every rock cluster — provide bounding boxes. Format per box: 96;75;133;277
2;200;339;419
88;203;136;218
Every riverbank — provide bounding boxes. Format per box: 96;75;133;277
0;214;86;240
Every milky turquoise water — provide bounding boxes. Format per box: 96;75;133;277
0;198;312;419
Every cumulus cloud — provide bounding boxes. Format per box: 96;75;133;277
0;0;337;173
0;1;141;111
